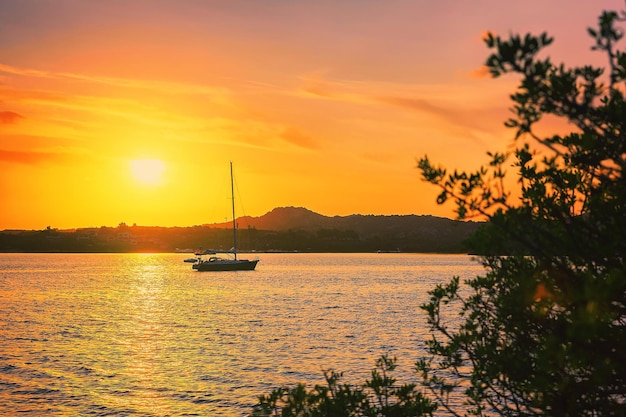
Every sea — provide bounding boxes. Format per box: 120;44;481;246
0;253;484;416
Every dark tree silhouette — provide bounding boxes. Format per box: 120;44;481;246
417;6;626;417
251;5;626;416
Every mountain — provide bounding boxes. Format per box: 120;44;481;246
212;207;326;231
209;206;481;251
213;206;477;234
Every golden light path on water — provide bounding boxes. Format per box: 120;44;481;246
0;253;484;416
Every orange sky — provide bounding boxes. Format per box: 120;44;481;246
0;0;620;229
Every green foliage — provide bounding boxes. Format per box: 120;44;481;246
252;6;626;417
251;355;437;417
417;7;626;417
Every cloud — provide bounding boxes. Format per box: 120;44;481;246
280;127;319;150
378;96;446;115
295;74;510;149
377;95;501;134
0;135;84;164
298;74;372;104
300;79;338;99
297;74;507;122
0;149;61;164
0;84;67;103
0;111;23;124
0;62;226;96
469;65;492;79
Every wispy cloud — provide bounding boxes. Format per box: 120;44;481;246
0;62;227;96
0;148;66;165
297;74;509;144
469;65;491;79
279;127;319;150
0;110;23;124
298;75;369;104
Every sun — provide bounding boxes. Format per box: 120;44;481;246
129;159;165;185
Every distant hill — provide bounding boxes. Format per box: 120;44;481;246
0;207;482;253
209;206;481;252
212;206;477;235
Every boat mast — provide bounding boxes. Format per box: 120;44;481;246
230;161;237;260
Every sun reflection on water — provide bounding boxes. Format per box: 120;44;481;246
0;253;484;416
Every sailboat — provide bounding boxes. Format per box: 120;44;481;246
192;162;259;271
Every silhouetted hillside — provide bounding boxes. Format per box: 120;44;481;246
200;206;479;253
238;207;328;231
0;207;481;253
213;206;477;238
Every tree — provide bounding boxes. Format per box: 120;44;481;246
416;6;626;417
250;6;626;417
251;355;436;417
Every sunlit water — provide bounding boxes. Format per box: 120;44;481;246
0;253;484;416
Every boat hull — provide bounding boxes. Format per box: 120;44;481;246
193;259;259;271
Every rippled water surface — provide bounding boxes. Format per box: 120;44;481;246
0;253;483;416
